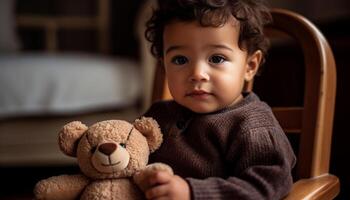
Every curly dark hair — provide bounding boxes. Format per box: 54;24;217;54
145;0;272;65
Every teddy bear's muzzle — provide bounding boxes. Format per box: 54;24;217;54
98;142;117;155
91;142;130;173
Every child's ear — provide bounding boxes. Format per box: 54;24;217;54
244;50;262;81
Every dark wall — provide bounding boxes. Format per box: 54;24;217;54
110;0;141;59
324;20;350;200
16;0;143;59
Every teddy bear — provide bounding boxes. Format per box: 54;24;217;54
34;117;173;200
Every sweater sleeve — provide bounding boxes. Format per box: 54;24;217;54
186;126;296;200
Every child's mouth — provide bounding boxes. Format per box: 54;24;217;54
186;90;211;99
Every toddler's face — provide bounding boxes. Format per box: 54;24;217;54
162;17;260;113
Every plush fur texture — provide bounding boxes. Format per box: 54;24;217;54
34;117;173;200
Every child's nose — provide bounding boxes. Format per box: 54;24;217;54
189;64;210;82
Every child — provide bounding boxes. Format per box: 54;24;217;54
139;0;296;199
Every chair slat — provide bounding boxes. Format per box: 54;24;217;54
272;107;303;134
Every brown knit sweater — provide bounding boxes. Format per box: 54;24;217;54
144;92;296;200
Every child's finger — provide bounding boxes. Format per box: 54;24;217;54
145;184;169;199
148;171;173;186
151;197;168;200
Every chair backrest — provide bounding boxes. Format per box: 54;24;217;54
149;8;337;181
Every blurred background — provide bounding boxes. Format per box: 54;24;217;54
0;0;349;199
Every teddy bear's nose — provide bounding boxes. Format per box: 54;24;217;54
98;143;117;155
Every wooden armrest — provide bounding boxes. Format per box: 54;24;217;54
284;174;340;200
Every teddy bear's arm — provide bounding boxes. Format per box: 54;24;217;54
34;174;90;200
133;162;174;192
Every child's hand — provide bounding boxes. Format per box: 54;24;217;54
144;171;191;200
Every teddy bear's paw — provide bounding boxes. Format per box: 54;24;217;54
34;178;63;200
34;179;49;200
145;162;174;175
34;174;89;200
134;117;160;135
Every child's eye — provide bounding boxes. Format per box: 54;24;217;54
171;56;188;65
209;55;226;64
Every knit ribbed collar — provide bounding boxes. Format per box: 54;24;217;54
172;92;260;118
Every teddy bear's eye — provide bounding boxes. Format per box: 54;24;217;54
120;143;126;148
90;146;97;153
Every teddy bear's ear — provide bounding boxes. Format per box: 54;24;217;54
134;117;163;152
58;121;88;157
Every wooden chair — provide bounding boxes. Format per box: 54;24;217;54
146;8;340;199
